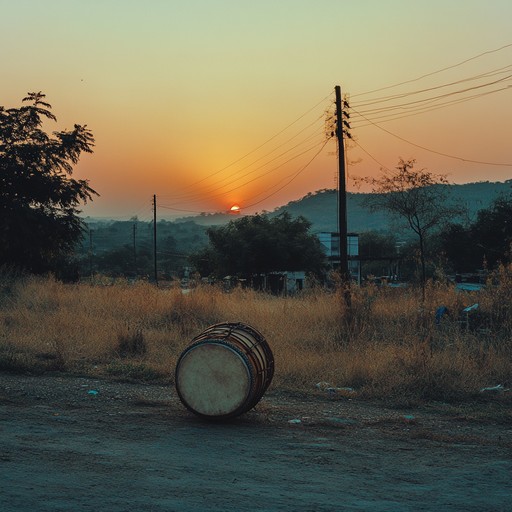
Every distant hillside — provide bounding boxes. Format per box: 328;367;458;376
79;181;512;271
271;189;389;233
165;180;512;234
272;181;512;234
175;211;238;226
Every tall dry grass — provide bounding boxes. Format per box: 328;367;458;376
0;270;510;404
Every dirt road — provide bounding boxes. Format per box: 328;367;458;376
0;374;510;511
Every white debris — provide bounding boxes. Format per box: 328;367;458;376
479;384;506;394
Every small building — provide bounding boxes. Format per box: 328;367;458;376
249;271;306;295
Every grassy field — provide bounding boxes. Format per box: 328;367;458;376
0;269;511;406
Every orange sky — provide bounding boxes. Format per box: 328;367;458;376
2;1;511;220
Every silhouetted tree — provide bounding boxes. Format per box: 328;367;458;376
440;194;512;272
0;92;96;274
471;195;512;268
190;212;326;280
95;245;134;276
360;159;464;300
438;223;477;273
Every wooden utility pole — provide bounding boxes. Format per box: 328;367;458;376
153;194;158;286
335;85;349;285
132;222;137;273
88;228;93;277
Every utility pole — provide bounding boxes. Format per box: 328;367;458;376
153;194;158;286
132;222;137;273
88;228;93;277
335;85;350;286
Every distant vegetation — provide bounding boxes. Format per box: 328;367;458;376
271;180;512;234
78;218;208;279
77;180;512;282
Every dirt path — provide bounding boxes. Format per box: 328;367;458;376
0;373;510;511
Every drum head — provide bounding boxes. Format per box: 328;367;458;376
176;342;252;417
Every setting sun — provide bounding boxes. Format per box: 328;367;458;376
229;204;241;214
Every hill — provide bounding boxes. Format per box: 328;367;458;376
80;181;512;270
271;181;512;234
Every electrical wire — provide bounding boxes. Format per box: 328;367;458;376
352;42;512;98
160;138;328;209
351;106;512;166
244;139;330;209
158;204;208;214
352;64;512;110
163;134;326;204
351;139;393;174
353;74;512;117
170;91;334;193
347;43;512;128
350;85;511;128
161;116;326;203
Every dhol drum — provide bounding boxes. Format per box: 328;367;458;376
175;322;274;419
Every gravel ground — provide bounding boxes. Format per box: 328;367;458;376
1;373;511;511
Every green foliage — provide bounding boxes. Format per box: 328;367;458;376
77;219;208;278
190;212;327;278
0;92;96;274
471;194;512;267
440;193;512;272
438;223;478;273
270;182;509;234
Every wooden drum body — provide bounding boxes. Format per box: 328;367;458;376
175;322;274;419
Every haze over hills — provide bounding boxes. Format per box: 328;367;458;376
78;181;512;273
174;180;512;234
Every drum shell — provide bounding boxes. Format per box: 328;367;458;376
175;322;274;419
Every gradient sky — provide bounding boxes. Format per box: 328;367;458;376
2;0;511;220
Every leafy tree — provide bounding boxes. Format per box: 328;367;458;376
95;245;135;276
0;92;96;274
190;212;326;279
471;194;512;268
360;158;464;299
438;223;477;273
439;194;512;272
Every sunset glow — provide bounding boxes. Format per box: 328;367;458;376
2;1;511;220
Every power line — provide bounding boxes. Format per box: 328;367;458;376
244;139;330;209
352;42;512;98
158;139;330;214
351;139;393;174
158;204;207;214
350;85;511;128
161;119;326;203
164;134;326;204
353;74;512;116
171;91;333;193
352;64;512;110
351;106;512;167
160;138;328;210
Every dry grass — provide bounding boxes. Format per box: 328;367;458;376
0;270;511;404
